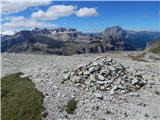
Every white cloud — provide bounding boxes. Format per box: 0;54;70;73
9;16;26;21
76;7;98;17
32;5;99;20
1;4;99;33
1;16;57;33
32;5;76;20
1;0;52;14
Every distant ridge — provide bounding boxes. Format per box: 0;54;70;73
1;26;160;55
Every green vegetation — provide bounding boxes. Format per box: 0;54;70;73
128;52;147;62
1;73;44;120
155;91;160;95
66;99;78;114
150;43;160;54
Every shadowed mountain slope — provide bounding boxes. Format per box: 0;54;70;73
1;26;160;55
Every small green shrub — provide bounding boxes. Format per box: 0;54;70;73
61;80;65;84
155;91;160;95
150;46;160;54
66;99;78;114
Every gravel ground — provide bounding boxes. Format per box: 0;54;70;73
1;52;160;120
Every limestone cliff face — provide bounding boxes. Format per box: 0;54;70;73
102;26;130;50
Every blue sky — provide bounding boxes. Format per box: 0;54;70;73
1;1;160;34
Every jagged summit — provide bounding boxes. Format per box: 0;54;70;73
1;27;79;36
53;27;78;33
104;25;127;39
1;26;160;54
105;25;124;31
32;27;78;34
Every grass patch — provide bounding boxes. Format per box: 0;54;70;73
147;41;160;55
150;44;160;54
1;73;44;120
128;53;147;62
66;99;78;114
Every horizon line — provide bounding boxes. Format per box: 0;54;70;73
1;25;160;35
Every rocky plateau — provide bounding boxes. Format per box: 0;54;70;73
1;51;160;120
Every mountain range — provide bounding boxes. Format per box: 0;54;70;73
1;26;160;55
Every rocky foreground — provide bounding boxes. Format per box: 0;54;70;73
1;52;160;120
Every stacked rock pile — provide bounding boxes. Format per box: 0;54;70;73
65;57;146;95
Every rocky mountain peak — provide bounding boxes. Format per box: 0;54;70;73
15;30;33;38
104;25;127;39
105;25;123;32
1;26;160;54
53;27;78;33
101;26;129;50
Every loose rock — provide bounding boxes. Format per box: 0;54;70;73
95;93;103;100
69;57;146;95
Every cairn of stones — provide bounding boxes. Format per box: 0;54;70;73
64;57;146;95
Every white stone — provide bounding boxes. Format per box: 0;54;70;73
89;67;95;73
98;74;105;81
63;69;69;73
90;74;96;81
95;93;103;100
92;61;98;66
78;71;83;75
110;89;115;95
113;85;118;90
105;58;112;62
132;78;138;85
100;86;106;90
63;73;70;81
109;66;116;71
20;74;28;78
84;71;90;75
97;80;108;85
97;80;105;85
109;85;118;95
